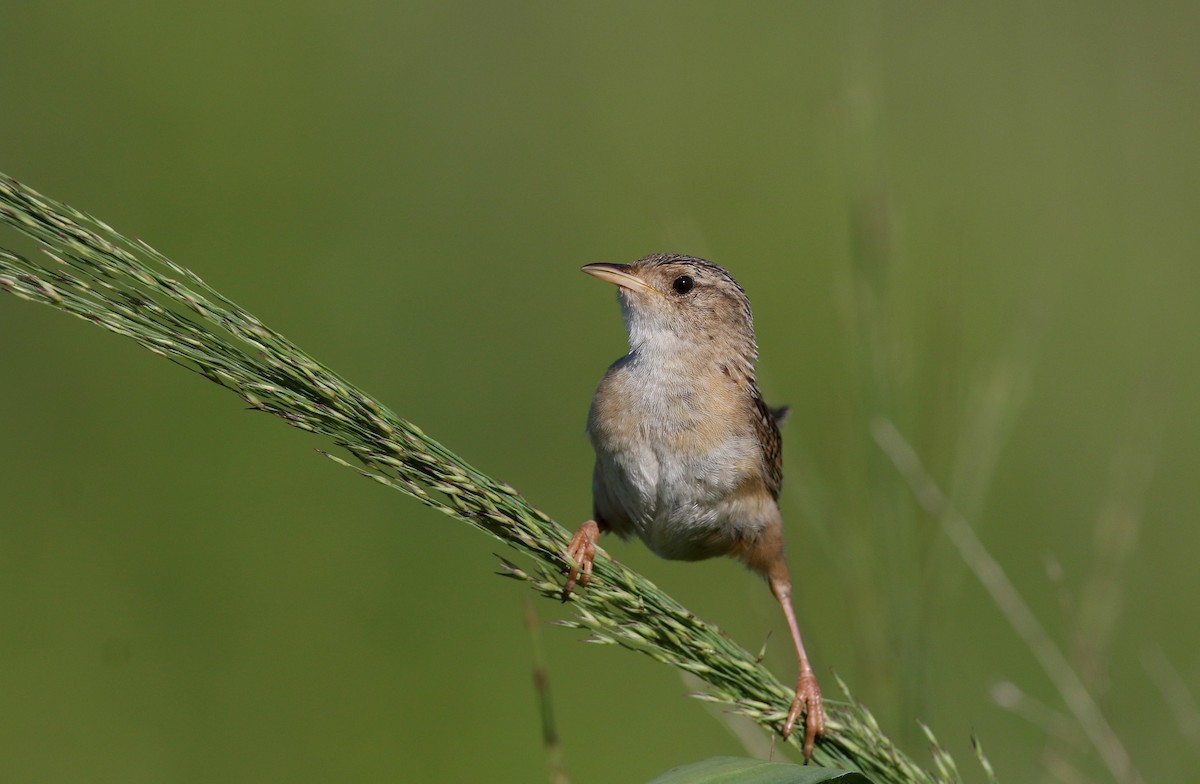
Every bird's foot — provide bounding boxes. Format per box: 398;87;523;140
561;520;599;600
783;671;825;762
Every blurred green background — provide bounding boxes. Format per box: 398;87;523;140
2;3;1198;782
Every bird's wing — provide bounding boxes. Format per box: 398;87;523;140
752;389;785;500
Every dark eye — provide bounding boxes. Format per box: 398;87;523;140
672;275;694;295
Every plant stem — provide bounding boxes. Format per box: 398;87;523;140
1;173;965;783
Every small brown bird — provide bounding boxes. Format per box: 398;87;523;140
563;253;826;759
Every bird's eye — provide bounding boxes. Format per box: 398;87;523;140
672;275;694;295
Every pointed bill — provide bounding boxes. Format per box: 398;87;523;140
581;263;660;296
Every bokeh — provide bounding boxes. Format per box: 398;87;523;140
2;3;1197;782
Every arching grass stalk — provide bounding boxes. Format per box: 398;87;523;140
0;173;976;783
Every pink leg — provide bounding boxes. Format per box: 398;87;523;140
770;569;826;761
562;520;600;600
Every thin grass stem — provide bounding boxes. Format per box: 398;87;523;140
2;173;971;784
872;418;1142;784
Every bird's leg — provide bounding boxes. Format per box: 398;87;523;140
769;564;825;762
562;519;601;600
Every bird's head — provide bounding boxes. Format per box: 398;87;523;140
582;254;757;362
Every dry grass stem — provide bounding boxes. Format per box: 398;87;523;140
873;418;1142;784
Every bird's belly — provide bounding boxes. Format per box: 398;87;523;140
595;434;763;562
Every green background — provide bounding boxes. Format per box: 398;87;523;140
2;3;1197;782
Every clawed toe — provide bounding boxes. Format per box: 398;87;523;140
783;672;825;762
562;520;600;600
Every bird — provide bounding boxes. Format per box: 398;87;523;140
562;253;826;760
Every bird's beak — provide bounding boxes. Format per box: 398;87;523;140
581;263;659;296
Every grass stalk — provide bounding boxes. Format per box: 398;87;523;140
872;418;1142;784
2;172;964;783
